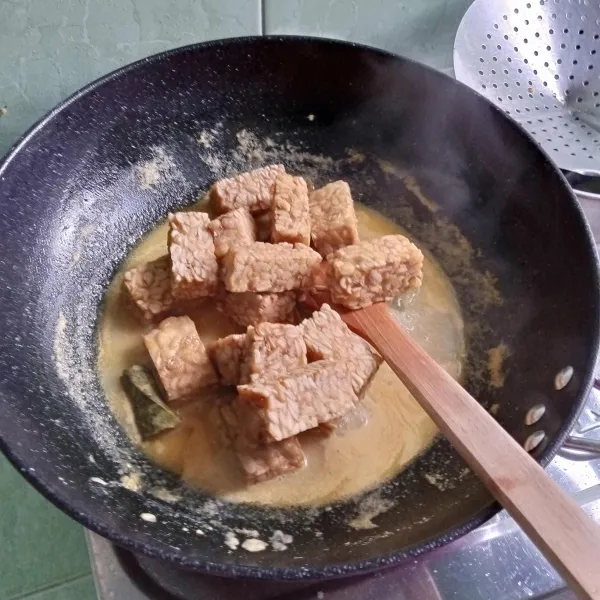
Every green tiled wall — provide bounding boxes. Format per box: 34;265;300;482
0;456;95;599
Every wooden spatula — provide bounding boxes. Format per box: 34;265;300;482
336;301;600;599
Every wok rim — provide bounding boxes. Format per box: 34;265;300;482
0;35;598;581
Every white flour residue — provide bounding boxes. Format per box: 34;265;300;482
423;472;455;492
54;313;70;383
349;491;394;530
70;251;81;267
233;129;334;180
224;531;240;550
140;512;157;523
135;146;179;190
120;471;143;492
53;303;131;468
235;528;259;538
195;123;225;173
197;128;218;149
67;222;96;269
151;487;181;503
270;530;293;552
197;499;219;518
194;126;339;183
89;477;108;486
200;152;225;174
241;538;268;552
458;467;471;480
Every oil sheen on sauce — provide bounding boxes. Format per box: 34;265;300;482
97;205;466;506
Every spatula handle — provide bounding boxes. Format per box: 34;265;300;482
345;302;600;600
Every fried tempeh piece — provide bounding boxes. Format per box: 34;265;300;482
209;395;242;448
238;360;358;442
327;235;424;309
309;181;359;257
245;323;307;383
168;212;219;300
299;304;381;395
212;397;306;483
270;173;310;245
144;316;218;403
207;334;249;386
208;208;257;259
223;242;322;293
123;256;174;322
210;164;285;214
216;291;297;327
208;323;306;386
238;436;306;484
210;325;307;481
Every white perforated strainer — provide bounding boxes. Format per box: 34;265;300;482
454;0;600;175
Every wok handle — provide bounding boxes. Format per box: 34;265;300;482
344;302;600;600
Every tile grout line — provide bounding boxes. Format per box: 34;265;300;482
260;0;266;35
7;572;93;600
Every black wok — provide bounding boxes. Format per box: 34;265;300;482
0;37;598;580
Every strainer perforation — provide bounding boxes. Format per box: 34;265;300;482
455;0;600;174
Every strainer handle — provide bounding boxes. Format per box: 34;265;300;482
571;190;600;243
574;189;600;201
564;172;600;202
